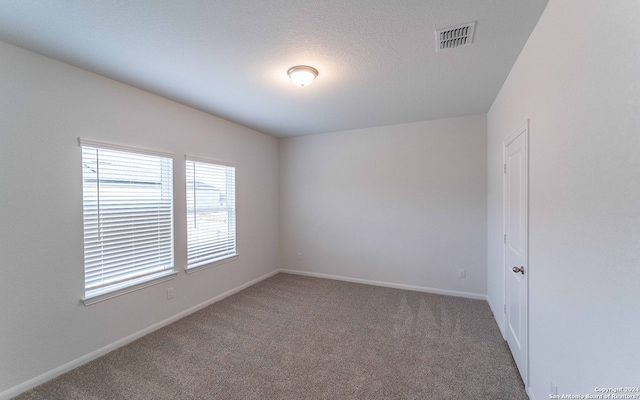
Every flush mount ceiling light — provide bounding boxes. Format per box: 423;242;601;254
287;65;318;87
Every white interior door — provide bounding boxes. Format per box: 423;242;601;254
504;121;529;386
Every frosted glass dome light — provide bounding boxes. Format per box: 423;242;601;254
287;66;318;87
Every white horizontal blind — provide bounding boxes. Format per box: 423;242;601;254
186;158;236;269
81;143;174;298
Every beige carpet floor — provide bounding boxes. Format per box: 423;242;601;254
14;273;527;399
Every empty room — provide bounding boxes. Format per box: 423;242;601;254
1;1;638;399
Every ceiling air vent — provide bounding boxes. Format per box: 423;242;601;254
436;22;476;51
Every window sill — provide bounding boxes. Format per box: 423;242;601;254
185;254;238;274
82;270;177;306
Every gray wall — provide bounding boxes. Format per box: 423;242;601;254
280;116;487;297
0;41;280;395
487;0;640;397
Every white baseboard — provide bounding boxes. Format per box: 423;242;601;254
278;269;487;300
527;386;537;400
0;269;279;400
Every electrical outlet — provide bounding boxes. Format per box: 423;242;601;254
458;269;466;278
297;252;302;261
167;287;174;299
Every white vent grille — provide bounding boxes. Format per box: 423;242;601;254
436;22;476;51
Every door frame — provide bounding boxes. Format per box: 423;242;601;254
502;119;530;390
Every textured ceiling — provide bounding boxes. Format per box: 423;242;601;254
0;0;548;137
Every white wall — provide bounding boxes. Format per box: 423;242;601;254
487;0;640;398
280;116;487;297
0;41;280;396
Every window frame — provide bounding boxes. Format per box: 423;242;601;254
185;155;237;273
79;138;176;305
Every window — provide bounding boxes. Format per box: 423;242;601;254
80;139;174;301
186;157;236;270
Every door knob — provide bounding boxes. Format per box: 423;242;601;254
512;266;525;274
